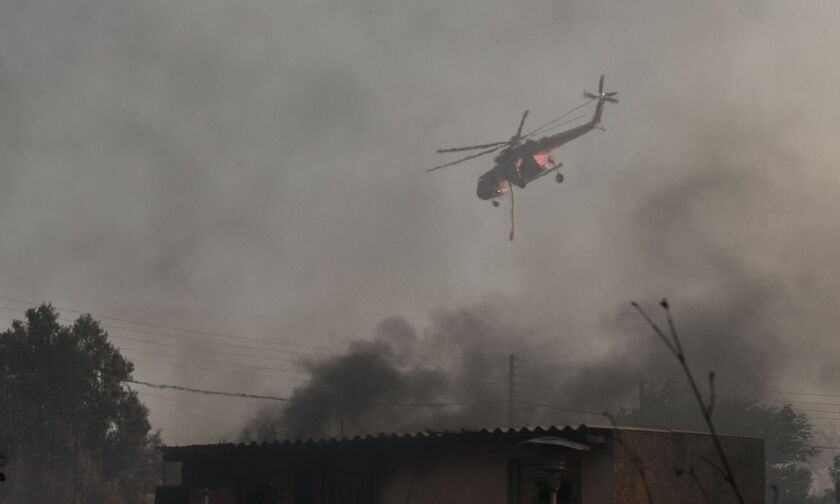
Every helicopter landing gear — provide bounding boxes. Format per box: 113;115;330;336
555;172;564;184
492;200;500;207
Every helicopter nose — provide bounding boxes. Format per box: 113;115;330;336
476;183;494;200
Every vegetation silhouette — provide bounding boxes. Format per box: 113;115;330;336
0;304;159;503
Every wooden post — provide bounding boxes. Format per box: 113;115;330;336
508;354;516;427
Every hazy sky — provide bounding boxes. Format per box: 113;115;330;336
3;0;840;445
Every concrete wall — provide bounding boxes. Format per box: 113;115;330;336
580;440;612;504
162;427;765;504
379;453;509;504
610;429;764;504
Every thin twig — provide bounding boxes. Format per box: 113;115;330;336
661;298;685;357
698;454;730;484
631;302;678;356
707;372;716;416
632;299;746;504
676;466;712;504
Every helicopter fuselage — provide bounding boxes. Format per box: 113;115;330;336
476;148;552;200
476;98;605;201
430;74;617;240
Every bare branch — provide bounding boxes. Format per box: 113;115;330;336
698;455;729;482
707;372;716;416
661;298;685;357
675;466;712;504
631;301;679;357
633;300;746;504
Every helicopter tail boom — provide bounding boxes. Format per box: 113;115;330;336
528;76;617;152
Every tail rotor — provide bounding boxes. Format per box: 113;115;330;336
584;74;618;104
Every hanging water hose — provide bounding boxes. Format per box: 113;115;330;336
509;183;516;241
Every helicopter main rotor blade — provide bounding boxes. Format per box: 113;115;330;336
599;74;605;93
605;92;618;97
427;145;503;172
583;91;599;100
605;97;618;104
436;141;508;153
516;110;529;139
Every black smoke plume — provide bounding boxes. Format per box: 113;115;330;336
241;286;787;442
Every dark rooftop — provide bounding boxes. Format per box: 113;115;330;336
160;423;756;454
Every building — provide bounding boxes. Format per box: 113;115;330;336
155;424;764;504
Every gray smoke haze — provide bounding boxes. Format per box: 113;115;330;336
2;0;840;445
242;292;789;441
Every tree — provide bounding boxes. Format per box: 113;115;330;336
617;379;818;503
0;304;158;503
809;455;840;504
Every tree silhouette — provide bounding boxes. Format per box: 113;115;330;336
0;304;157;503
617;379;818;503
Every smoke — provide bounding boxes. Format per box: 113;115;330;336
244;103;830;439
242;310;521;440
3;0;840;445
254;319;448;440
242;281;791;441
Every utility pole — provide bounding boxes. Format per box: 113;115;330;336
73;432;78;504
72;361;79;504
638;377;646;426
508;354;516;427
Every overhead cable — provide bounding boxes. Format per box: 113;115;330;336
126;379;504;407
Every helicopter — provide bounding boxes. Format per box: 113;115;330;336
429;75;618;240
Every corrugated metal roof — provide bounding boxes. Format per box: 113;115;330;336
166;423;699;454
160;423;756;454
161;424;596;453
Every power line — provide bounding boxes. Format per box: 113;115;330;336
0;300;482;370
132;373;294;398
375;399;506;408
808;416;840;424
0;311;499;397
116;345;310;374
0;310;308;379
114;341;480;376
94;320;481;370
0;310;473;374
95;319;341;359
128;357;297;380
127;379;505;407
127;380;291;401
107;332;312;365
797;409;840;417
761;398;840;408
0;295;346;355
768;390;840;399
517;399;605;418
